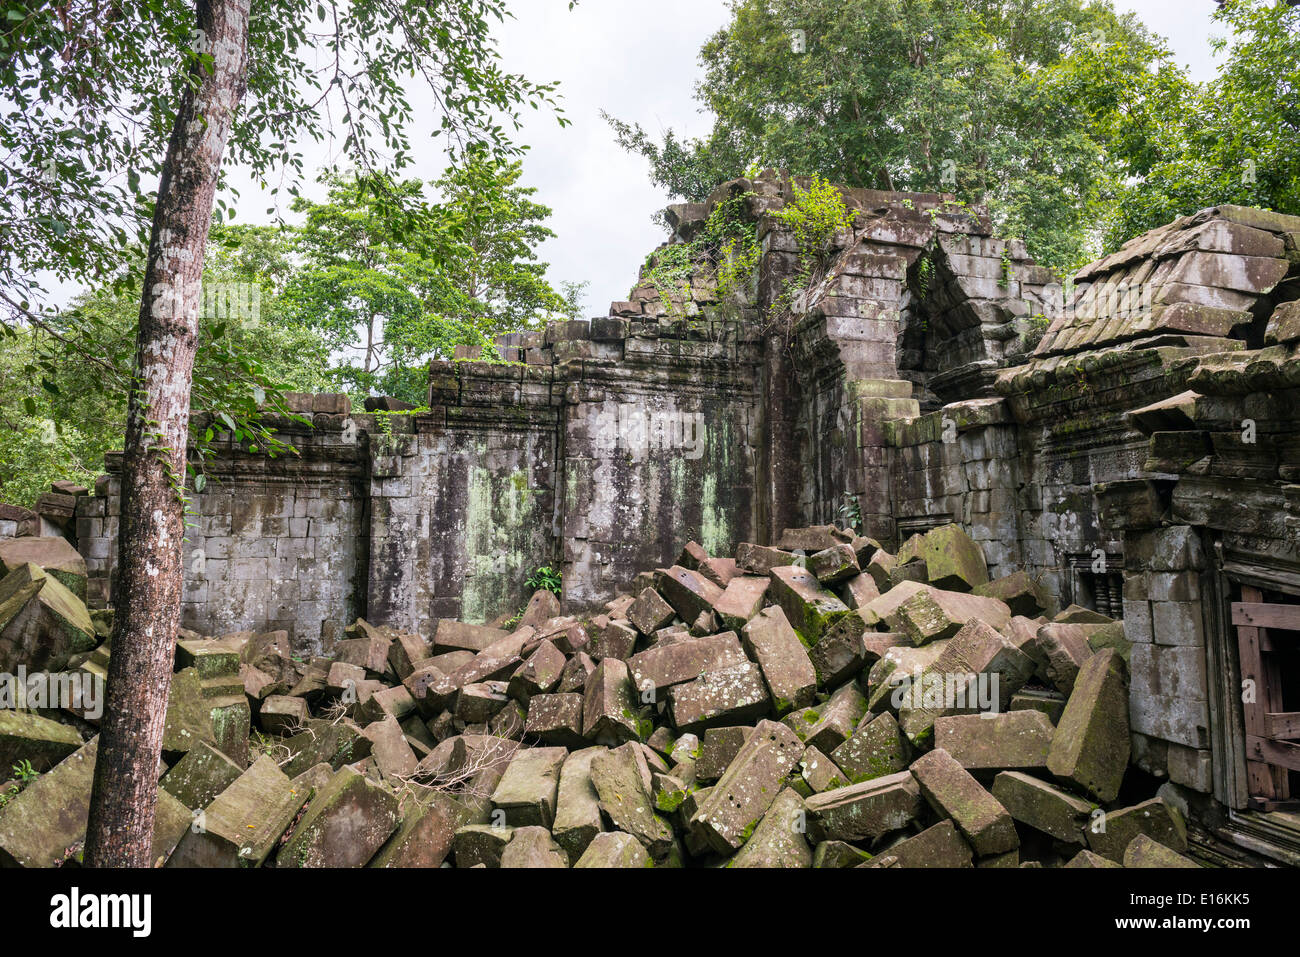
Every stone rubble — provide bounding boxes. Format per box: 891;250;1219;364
0;519;1202;868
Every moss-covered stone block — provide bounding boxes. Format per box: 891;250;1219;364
160;739;243;810
1047;648;1130;803
0;709;82;773
276;765;400;867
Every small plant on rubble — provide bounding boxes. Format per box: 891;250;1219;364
525;565;563;595
1021;313;1051;352
0;761;39;813
838;494;863;534
713;238;758;309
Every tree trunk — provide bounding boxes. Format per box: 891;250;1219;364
84;0;251;868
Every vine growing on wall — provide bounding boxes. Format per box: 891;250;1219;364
371;406;431;436
838;493;863;534
642;242;698;317
770;174;858;319
641;190;762;321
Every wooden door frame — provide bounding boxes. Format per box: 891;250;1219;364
1233;585;1300;812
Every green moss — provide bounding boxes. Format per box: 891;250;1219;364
622;708;654;741
800;604;851;642
655;789;687;813
461;451;545;623
699;470;729;559
847;751;905;785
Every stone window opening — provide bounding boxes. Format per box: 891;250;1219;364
1068;552;1124;619
896;513;953;542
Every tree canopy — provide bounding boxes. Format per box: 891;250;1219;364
0;0;564;311
607;0;1300;275
0;151;577;504
283;153;566;401
1090;0;1300;252
0;0;570;480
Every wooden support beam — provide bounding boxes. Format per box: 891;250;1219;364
1247;735;1300;774
1264;712;1300;740
1236;585;1285;799
1232;601;1300;631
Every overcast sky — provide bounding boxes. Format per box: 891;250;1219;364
229;0;1229;318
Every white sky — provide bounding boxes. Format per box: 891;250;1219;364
210;1;1232;317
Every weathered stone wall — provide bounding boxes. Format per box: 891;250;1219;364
80;404;370;657
556;324;763;606
887;398;1024;582
759;179;1055;543
75;309;767;651
871;205;1300;852
362;317;764;638
366;390;559;644
1100;341;1300;829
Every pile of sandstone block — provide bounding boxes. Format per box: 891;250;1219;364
0;521;1199;868
0;532;101;679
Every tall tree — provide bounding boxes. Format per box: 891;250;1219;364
0;224;333;509
1089;0;1300;251
282;173;452;399
85;0;254;867
2;0;569;867
284;154;566;402
606;0;1170;273
429;146;564;340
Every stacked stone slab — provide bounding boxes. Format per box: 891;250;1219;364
1035;206;1300;358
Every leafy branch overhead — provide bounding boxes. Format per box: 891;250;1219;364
0;150;578;503
2;0;566;307
0;0;572;492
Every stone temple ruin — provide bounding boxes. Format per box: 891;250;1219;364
1;169;1300;867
